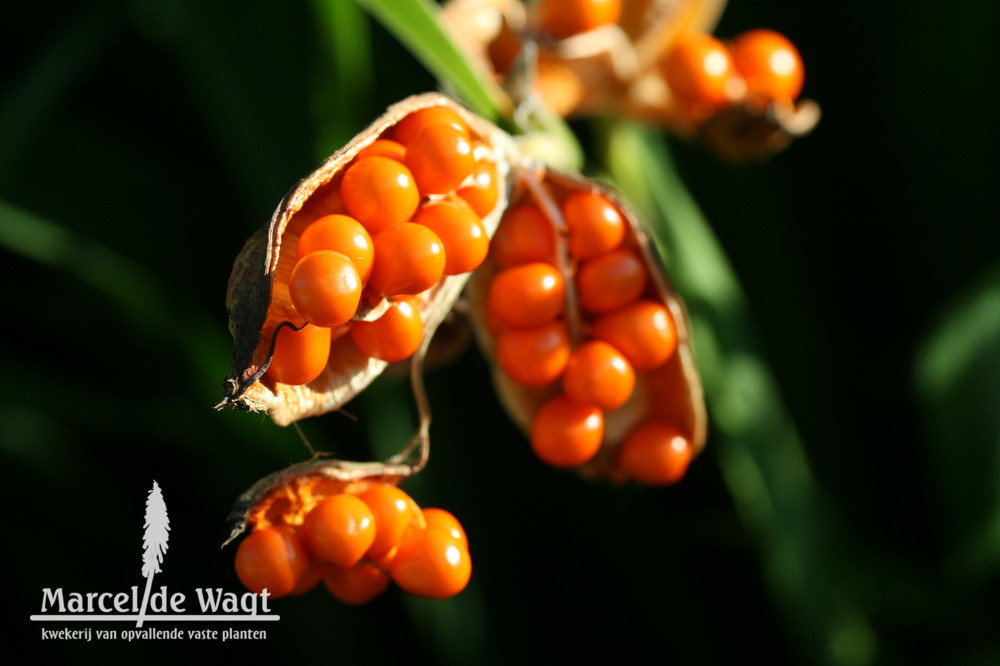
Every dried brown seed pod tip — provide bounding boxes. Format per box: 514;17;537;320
698;98;821;162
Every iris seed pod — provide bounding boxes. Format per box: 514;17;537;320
217;94;516;426
467;164;707;482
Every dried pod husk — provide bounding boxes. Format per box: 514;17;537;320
619;0;728;71
696;98;822;162
217;93;516;426
441;0;632;117
618;72;821;161
466;165;706;483
225;457;415;546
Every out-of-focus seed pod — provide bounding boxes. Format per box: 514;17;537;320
440;0;819;162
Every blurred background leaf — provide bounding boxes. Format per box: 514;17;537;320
916;266;1000;631
354;0;503;121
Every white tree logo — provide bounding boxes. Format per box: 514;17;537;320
136;481;170;627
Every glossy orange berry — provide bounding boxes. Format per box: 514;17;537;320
661;33;737;109
340;156;420;233
404;124;476;196
368;223;446;297
496;320;571;387
349;297;424;362
235;526;310;598
413;201;489;275
323;562;391;605
488;262;565;328
617;421;693;485
491;203;557;268
302;494;376;567
289;560;324;596
562;191;625;260
530;395;604;468
391;526;471;599
730;29;804;103
356;138;407;162
562;340;636;410
296;214;374;283
457;161;500;217
357;484;425;561
590;300;678;371
421;508;468;552
289;250;363;328
576;247;648;313
537;0;621;40
263;323;331;386
393;106;470;145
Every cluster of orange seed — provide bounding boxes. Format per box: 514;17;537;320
235;482;471;604
263;106;500;387
483;188;694;485
661;29;805;120
223;94;708;608
220;0;818;615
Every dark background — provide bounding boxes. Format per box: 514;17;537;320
3;1;998;663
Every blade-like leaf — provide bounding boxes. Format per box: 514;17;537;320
353;0;503;120
916;265;1000;576
0;3;119;180
311;0;375;155
0;199;166;324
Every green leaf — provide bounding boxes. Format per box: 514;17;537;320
916;264;1000;578
0;3;119;181
353;0;503;120
311;0;375;155
0;198;166;324
0;198;232;396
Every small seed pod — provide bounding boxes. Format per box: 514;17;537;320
467;164;706;484
227;458;471;603
217;94;516;426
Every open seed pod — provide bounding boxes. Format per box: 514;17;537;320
217;93;517;426
467;164;706;485
226;453;473;603
226;457;417;543
441;0;818;161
